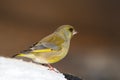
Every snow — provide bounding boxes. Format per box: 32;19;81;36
0;57;67;80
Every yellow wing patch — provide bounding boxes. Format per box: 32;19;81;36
32;49;55;53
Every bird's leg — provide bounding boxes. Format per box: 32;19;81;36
47;64;55;71
47;64;59;73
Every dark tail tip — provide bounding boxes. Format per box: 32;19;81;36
12;54;19;58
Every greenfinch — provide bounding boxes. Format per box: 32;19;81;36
13;25;77;69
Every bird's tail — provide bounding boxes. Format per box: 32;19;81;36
12;53;25;58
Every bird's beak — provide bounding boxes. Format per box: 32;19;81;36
73;30;78;35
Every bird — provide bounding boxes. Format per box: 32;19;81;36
13;25;77;70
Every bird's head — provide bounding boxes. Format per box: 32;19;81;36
55;25;77;40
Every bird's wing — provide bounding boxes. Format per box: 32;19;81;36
21;33;64;54
30;42;61;53
31;33;64;53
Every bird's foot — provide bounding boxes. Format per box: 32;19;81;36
47;64;59;73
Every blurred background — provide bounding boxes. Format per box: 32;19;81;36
0;0;120;80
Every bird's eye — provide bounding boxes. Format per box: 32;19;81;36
69;28;73;32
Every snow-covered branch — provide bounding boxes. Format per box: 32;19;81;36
0;57;66;80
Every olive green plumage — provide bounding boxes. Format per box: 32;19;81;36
14;25;77;64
